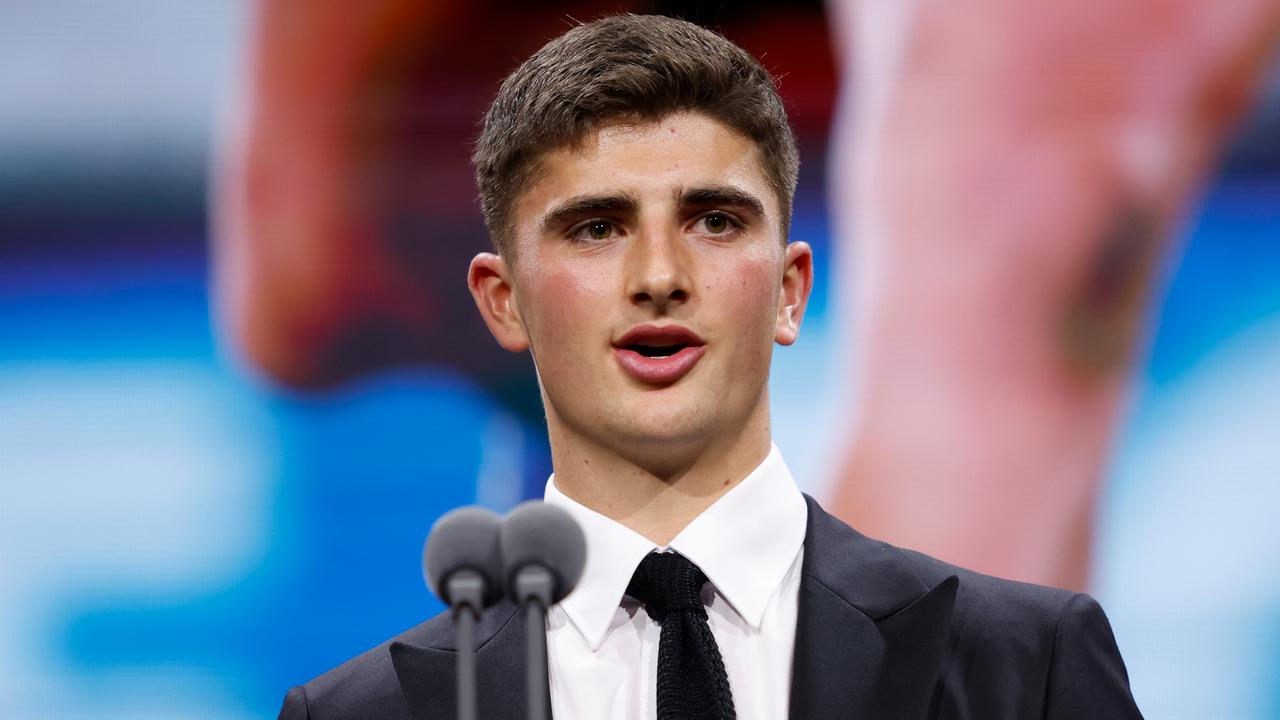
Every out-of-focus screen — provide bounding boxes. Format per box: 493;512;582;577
2;1;1278;718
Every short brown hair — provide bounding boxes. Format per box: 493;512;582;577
473;14;800;257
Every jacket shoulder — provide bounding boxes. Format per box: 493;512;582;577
803;496;1140;716
902;546;1078;638
802;494;1077;638
281;615;450;720
896;547;1140;716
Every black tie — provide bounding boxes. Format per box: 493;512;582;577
626;552;737;720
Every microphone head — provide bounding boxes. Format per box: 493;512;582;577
500;501;587;604
423;506;504;608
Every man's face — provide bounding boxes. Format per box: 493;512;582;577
471;112;811;461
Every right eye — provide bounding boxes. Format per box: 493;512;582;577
571;220;618;242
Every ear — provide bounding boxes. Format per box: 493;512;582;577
774;241;813;346
468;252;530;353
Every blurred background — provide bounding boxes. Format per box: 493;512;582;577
1;1;1277;717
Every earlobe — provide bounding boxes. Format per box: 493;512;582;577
775;241;814;346
468;253;530;353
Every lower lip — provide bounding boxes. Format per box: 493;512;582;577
613;345;706;385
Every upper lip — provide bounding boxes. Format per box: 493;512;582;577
614;323;705;349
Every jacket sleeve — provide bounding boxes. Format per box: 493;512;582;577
1044;593;1144;719
278;685;311;720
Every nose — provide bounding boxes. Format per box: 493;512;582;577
625;226;692;310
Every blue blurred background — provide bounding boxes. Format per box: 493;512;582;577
1;1;1278;717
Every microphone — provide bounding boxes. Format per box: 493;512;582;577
423;506;504;720
500;501;587;720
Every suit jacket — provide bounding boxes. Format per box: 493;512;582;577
279;496;1143;719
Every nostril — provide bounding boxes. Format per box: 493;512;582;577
630;279;690;307
632;289;688;305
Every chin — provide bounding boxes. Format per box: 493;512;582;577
605;404;719;449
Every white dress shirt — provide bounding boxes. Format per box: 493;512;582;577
543;444;809;719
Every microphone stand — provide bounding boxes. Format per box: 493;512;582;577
514;566;555;720
448;569;487;720
499;500;586;720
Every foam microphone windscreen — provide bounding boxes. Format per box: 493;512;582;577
500;501;587;604
423;506;505;607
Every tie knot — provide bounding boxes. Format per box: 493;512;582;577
626;552;709;623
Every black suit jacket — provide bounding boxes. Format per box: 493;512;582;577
279;496;1143;718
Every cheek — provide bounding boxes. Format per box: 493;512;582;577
742;261;779;298
521;263;611;348
712;255;781;329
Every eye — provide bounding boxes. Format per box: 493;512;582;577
695;212;737;235
571;220;618;242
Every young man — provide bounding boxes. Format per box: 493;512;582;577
278;14;1143;719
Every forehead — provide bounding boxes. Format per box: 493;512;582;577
511;112;777;235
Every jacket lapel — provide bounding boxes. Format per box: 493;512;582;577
790;495;958;719
389;600;528;720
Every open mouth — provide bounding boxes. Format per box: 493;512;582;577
614;323;704;352
613;324;706;385
626;343;688;359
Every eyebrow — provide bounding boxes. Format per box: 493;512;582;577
537;185;768;234
540;192;639;233
677;185;766;219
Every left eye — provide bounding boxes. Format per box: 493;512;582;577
696;213;735;234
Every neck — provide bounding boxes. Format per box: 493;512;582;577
547;402;773;546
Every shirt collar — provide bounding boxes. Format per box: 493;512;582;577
544;443;808;651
